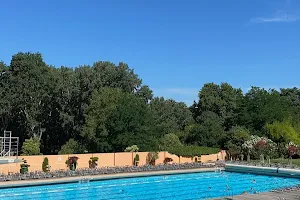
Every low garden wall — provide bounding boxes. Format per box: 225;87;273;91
0;151;225;174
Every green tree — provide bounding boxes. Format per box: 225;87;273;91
124;145;139;152
185;111;225;147
135;85;153;103
160;133;183;151
150;97;193;137
239;87;289;132
265;120;300;144
42;157;49;172
196;82;241;130
83;88;159;152
225;126;250;158
58;139;84;154
82;88;124;152
21;137;40;155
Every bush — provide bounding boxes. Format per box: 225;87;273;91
89;157;98;168
124;145;139;152
21;137;40;155
146;152;159;165
242;135;277;159
20;159;30;174
163;157;173;164
42;157;50;172
160;133;182;151
59;139;83;154
65;156;79;170
169;145;220;158
134;154;140;166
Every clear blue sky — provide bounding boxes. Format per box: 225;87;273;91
1;0;300;105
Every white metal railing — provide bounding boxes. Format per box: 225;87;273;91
0;131;19;158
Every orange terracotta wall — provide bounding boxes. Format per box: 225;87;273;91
115;152;133;166
97;153;115;167
200;151;225;163
0;151;224;174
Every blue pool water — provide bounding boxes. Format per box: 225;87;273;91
1;172;300;200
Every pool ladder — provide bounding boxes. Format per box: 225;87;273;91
79;178;90;184
215;167;222;173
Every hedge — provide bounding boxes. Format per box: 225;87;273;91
169;145;220;158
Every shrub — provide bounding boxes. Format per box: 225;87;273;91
134;154;140;166
124;145;139;152
21;137;40;155
59;139;83;154
285;142;300;158
146;152;159;165
42;157;50;172
89;157;98;168
65;156;79;170
163;157;173;164
20;159;30;174
242;135;277;159
160;133;182;151
169;145;219;158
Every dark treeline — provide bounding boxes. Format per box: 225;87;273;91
0;52;300;157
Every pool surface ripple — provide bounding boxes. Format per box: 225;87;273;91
1;172;300;200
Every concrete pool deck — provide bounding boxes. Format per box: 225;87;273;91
213;164;300;200
0;167;218;189
225;163;300;178
213;189;300;200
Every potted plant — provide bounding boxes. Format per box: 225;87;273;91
65;156;79;170
134;154;140;166
146;152;159;165
163;157;173;164
42;157;50;172
20;159;30;174
89;157;98;168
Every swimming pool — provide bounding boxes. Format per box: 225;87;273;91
1;172;300;200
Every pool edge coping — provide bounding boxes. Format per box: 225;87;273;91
0;168;220;189
225;164;300;179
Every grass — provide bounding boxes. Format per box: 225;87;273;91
271;158;300;166
248;158;300;166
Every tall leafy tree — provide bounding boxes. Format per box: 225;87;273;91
185;111;225;147
149;97;193;137
239;87;289;132
83;88;159;152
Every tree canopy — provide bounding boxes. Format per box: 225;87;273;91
1;52;300;158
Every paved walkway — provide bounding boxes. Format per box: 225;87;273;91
0;167;216;188
214;190;300;200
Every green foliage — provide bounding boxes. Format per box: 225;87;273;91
89;157;98;168
196;83;242;129
134;154;140;166
146;152;159;165
58;139;83;155
20;159;30;174
185;112;225;147
242;135;277;159
66;156;79;170
225;126;250;158
265;120;300;144
21;137;40;155
124;145;139;152
42;157;49;172
149;97;193;137
1;52;300;157
240;87;289;131
169;145;220;158
160;133;182;151
134;154;140;161
83;88;159;152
